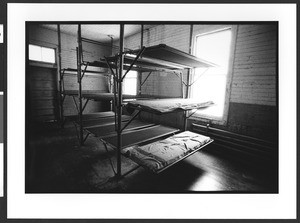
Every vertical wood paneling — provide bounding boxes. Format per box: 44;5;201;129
28;66;58;121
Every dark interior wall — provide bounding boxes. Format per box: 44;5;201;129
27;24;112;121
125;24;277;141
28;66;58;122
124;25;190;98
227;24;277;140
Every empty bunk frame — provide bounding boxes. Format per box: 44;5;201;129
57;25;111;129
58;24;124;145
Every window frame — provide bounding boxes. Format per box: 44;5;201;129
28;42;57;68
122;70;138;96
189;25;237;125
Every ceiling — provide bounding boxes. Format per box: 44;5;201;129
40;24;155;43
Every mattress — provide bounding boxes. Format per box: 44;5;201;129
64;90;154;101
126;98;214;114
122;131;213;173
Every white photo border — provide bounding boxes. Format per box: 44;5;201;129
7;3;296;219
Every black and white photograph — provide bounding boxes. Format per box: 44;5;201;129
25;22;279;194
4;2;297;221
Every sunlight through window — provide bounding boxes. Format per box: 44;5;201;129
192;28;232;119
29;44;56;64
123;71;137;95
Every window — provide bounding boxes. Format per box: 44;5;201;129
192;28;232;120
29;44;56;64
123;71;137;95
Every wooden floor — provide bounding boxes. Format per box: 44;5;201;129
25;122;278;193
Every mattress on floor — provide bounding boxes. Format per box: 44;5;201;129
122;131;212;173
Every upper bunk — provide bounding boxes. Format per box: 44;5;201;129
129;44;216;69
63;90;160;101
63;44;216;75
103;44;217;73
126;98;214;114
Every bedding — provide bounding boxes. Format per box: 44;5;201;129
64;90;156;101
126;98;214;114
122;131;213;173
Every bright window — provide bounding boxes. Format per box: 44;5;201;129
123;71;137;95
29;44;56;64
192;28;232;119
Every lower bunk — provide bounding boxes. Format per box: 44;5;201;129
102;130;213;175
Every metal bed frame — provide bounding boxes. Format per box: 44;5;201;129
99;24;216;178
58;23;216;178
57;24;112;128
57;24;167;145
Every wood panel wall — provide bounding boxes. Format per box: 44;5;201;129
27;24;112;121
28;66;58;122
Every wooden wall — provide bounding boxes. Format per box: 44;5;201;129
27;66;58;122
27;24;111;122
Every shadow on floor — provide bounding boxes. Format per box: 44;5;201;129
25;122;278;193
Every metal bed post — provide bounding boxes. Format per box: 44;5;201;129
57;24;64;127
180;72;184;98
182;71;188;131
77;24;84;145
116;24;125;178
186;24;194;99
138;73;142;96
113;57;118;131
109;35;114;90
183;24;194;131
141;24;144;48
108;35;114;111
138;24;144;96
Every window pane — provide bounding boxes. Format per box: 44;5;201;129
125;71;137;78
41;47;56;63
29;44;42;61
192;28;232;119
123;71;137;95
195;29;232;73
29;44;55;64
193;73;227;117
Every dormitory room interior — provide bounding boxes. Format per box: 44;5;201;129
25;23;278;193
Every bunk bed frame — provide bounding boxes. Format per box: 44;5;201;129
98;24;216;178
57;24;163;145
57;23;216;179
57;24;114;137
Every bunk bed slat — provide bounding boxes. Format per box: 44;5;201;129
67;111;116;121
102;125;179;149
78;115;130;128
130;44;217;68
86;119;156;138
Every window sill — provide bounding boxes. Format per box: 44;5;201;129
29;61;57;69
188;114;227;126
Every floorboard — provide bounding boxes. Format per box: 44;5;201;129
26;122;278;193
